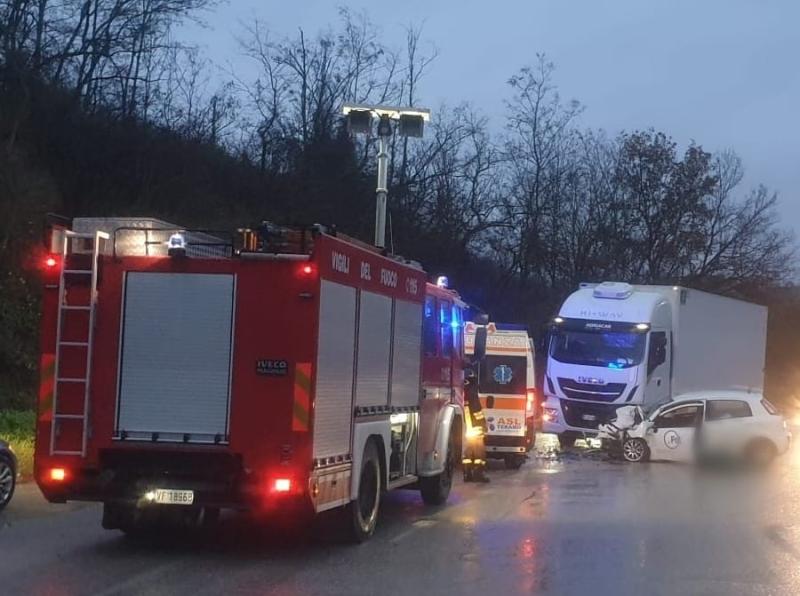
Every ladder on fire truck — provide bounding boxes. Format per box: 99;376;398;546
50;230;109;457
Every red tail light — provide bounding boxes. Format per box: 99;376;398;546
273;478;292;493
49;468;67;482
300;264;314;275
44;256;58;269
526;389;536;415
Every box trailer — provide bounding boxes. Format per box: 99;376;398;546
542;282;767;445
35;218;475;541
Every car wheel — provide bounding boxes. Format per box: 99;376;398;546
744;439;777;467
0;454;15;512
622;438;649;463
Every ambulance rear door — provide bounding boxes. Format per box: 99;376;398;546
480;352;528;438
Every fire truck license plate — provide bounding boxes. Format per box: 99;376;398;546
153;489;194;505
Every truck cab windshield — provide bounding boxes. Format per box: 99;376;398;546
549;328;646;369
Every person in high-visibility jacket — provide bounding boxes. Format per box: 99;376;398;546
463;370;489;483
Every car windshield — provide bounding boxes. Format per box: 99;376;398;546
550;329;646;369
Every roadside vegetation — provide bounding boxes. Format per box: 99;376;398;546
0;410;35;478
1;5;798;415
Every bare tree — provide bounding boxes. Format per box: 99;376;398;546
688;150;795;290
238;10;400;173
392;105;501;258
390;23;436;186
499;55;583;289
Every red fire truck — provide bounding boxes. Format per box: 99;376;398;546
35;217;480;541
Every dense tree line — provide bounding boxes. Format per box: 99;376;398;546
0;6;797;409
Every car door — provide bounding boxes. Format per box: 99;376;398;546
702;399;755;456
646;402;704;462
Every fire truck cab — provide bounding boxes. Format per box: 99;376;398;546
35;217;476;541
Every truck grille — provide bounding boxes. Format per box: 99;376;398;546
560;399;619;430
558;378;627;402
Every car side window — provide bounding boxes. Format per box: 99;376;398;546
654;404;701;429
706;400;753;421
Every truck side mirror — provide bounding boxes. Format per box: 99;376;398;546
465;367;481;411
473;326;487;361
474;313;489;326
647;332;668;376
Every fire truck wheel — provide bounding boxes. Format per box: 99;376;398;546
420;432;455;505
504;455;525;470
346;440;382;543
201;507;220;527
103;502;149;537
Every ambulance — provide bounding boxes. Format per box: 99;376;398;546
465;323;536;468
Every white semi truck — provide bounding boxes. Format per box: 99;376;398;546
541;282;768;447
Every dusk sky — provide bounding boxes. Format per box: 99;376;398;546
182;0;799;236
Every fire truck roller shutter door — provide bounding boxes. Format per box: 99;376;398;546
391;299;423;408
355;291;392;408
313;280;357;459
116;272;234;441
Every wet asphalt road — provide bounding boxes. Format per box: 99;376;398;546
3;435;800;596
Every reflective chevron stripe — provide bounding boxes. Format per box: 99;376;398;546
293;362;311;432
39;353;56;422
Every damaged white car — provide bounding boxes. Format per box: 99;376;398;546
598;390;791;465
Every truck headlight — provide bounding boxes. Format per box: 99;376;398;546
543;407;559;423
